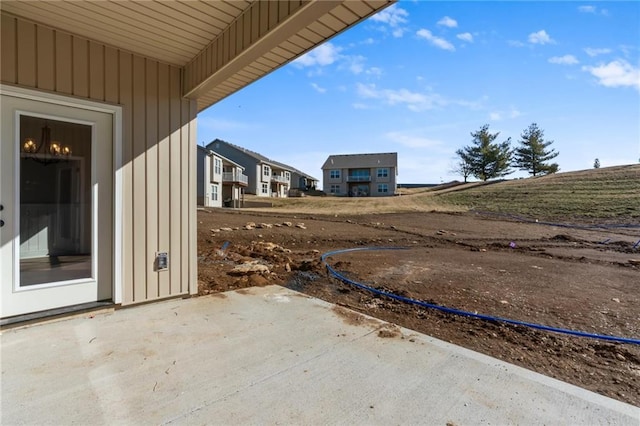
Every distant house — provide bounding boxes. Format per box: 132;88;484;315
290;167;319;191
322;152;398;197
206;139;317;197
197;146;248;208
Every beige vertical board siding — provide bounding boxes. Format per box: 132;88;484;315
145;60;159;300
169;67;182;296
16;20;36;87
1;15;17;83
131;55;147;301
119;51;134;304
89;42;104;101
259;1;270;37
180;99;191;293
55;32;73;94
188;99;197;295
157;63;171;298
104;47;119;104
251;3;260;44
72;37;89;98
36;26;55;91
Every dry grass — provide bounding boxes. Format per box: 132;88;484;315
439;164;640;222
243;164;640;221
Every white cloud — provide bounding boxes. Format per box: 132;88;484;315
508;40;526;48
385;131;443;148
293;42;342;67
584;47;612;57
583;60;640;91
366;67;383;78
528;30;555;45
344;55;365;74
548;55;579;65
356;83;446;112
370;4;409;38
416;29;455;51
352;102;371;110
456;32;474;43
578;5;608;15
355;83;481;113
392;28;406;38
578;5;596;13
310;83;326;94
489;107;521;121
437;16;458;28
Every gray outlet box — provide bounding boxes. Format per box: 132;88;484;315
156;252;169;271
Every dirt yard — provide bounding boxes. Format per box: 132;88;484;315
197;208;640;407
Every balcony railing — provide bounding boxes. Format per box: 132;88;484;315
346;175;371;182
271;174;289;184
222;172;248;186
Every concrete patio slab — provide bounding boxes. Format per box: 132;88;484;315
1;285;638;425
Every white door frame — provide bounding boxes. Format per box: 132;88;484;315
0;84;123;308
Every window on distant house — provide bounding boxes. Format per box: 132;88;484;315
377;184;388;193
377;168;389;178
263;165;270;177
330;184;341;194
211;185;218;201
261;183;269;194
285;171;290;181
330;170;340;179
214;158;222;175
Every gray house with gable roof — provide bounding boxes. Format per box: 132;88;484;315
322;152;398;197
206;139;318;197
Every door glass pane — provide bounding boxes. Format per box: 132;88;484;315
19;115;92;287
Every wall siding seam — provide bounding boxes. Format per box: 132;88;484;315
156;61;161;298
128;53;133;303
34;24;39;88
52;30;57;92
10;16;17;83
143;57;149;301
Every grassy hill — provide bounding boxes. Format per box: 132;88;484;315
437;164;640;222
246;164;639;222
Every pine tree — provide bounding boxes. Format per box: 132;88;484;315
458;124;513;181
594;158;600;169
513;123;559;176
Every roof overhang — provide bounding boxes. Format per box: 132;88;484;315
1;0;394;112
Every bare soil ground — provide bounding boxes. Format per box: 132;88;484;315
197;208;640;406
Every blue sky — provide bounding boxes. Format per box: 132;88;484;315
198;1;640;185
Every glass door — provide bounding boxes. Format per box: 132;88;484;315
0;93;113;318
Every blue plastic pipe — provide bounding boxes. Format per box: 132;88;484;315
321;247;640;346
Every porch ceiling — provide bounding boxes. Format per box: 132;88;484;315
1;0;393;111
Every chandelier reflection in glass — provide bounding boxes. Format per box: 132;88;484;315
22;123;72;165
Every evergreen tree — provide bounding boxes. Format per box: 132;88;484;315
513;123;559;176
458;124;513;181
594;158;600;169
